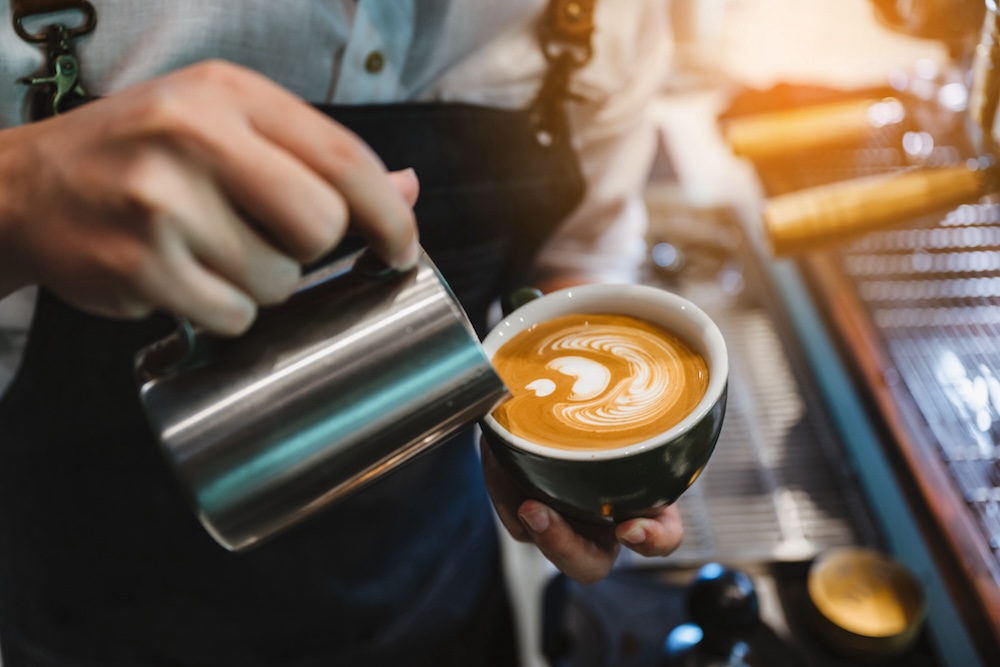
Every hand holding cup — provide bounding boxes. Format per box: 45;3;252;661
480;283;728;530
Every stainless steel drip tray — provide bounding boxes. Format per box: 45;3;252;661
620;196;875;569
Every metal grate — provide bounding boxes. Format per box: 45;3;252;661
743;91;1000;579
839;204;1000;576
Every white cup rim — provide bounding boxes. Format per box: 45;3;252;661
481;283;728;461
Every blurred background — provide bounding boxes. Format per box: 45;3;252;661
506;2;1000;667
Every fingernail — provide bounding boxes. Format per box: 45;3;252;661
390;168;420;207
620;525;646;545
219;306;255;337
392;238;421;271
259;258;302;305
398;167;418;185
519;507;551;534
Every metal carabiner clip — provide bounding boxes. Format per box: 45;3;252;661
12;0;97;43
12;0;97;117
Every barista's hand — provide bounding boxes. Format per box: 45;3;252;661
481;439;684;584
0;60;420;335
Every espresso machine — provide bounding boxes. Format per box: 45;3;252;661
541;2;1000;666
713;1;1000;665
728;0;997;255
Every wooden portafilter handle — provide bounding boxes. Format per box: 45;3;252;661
743;1;1000;258
763;163;999;256
723;98;905;160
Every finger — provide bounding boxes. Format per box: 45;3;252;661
208;211;302;306
494;497;532;543
386;168;420;208
238;77;420;269
190;124;353;265
518;500;619;584
615;505;685;558
161;265;257;336
138;231;258;336
167;161;303;305
59;282;155;322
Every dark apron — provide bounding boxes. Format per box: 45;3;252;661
0;99;584;666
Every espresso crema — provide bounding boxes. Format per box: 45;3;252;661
490;313;709;450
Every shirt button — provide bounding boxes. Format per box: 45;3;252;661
364;51;385;73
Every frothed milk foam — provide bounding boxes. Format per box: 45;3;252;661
490;313;709;450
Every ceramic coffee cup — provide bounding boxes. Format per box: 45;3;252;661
480;283;728;524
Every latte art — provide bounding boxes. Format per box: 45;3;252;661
491;313;709;450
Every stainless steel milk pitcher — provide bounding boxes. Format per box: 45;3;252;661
135;248;509;552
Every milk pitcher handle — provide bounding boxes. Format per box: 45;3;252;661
501;286;544;317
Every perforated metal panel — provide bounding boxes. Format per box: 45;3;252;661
839;203;1000;578
735;94;1000;579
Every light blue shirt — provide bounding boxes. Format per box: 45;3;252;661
0;0;670;328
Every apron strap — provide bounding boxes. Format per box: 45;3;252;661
531;0;596;147
543;0;596;62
